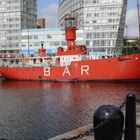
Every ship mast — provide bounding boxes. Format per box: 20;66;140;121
137;0;140;39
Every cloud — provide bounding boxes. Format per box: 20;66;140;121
39;3;58;27
125;8;138;37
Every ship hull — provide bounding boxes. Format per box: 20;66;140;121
1;54;140;82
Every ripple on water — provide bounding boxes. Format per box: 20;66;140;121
0;80;140;139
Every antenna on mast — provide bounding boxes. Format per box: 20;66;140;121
137;0;140;39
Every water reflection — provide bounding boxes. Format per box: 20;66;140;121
0;80;140;139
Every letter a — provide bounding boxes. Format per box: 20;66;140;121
63;67;71;76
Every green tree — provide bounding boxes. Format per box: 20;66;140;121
133;39;140;49
123;38;140;54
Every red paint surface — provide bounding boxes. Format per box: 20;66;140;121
1;54;140;81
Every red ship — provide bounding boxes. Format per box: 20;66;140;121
0;16;140;82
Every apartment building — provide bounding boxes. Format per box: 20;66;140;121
58;0;127;56
0;0;37;53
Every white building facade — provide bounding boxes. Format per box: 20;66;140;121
58;0;127;56
0;0;37;52
20;29;84;54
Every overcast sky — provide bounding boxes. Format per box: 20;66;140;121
37;0;138;37
37;0;58;27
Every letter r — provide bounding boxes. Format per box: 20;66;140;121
81;65;89;75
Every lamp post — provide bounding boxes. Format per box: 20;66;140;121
27;29;30;54
41;41;44;49
125;25;128;55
